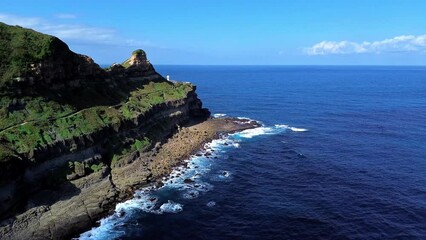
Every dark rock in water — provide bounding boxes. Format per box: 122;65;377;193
184;178;194;184
196;153;203;157
205;152;212;156
149;197;157;202
185;190;198;198
117;210;125;218
154;181;164;188
224;143;229;146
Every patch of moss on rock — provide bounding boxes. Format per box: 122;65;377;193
0;22;58;85
0;22;196;165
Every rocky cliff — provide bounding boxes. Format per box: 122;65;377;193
0;22;210;239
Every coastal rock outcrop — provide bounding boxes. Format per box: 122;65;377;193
0;22;254;240
0;22;210;239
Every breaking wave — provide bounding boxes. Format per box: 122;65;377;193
213;113;227;118
79;116;307;240
275;124;309;132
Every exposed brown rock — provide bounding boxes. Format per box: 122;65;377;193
0;117;259;240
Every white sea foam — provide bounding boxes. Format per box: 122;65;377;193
288;127;308;132
79;216;125;240
115;195;155;213
183;189;200;199
159;201;183;213
235;127;276;138
222;171;230;177
275;124;308;132
213;113;227;118
79;116;299;239
236;116;258;122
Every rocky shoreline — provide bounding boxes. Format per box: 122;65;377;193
0;117;260;240
145;117;261;187
0;22;261;240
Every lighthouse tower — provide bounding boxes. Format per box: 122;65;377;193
166;75;170;81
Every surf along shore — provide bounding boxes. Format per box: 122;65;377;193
80;117;261;238
1;117;260;240
148;117;261;183
112;117;261;192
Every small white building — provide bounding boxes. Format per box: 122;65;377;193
166;75;170;81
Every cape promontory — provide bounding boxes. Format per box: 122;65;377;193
0;22;258;239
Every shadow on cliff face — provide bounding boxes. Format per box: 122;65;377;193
38;76;162;109
0;176;83;223
23;179;82;210
13;71;166;110
0;29;163;110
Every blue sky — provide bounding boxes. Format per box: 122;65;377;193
1;0;426;65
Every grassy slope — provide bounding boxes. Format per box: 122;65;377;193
121;49;147;68
0;81;193;155
0;22;57;85
0;23;194;164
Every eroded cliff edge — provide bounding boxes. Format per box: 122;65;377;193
0;22;215;239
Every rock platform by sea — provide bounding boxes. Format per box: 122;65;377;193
0;117;260;240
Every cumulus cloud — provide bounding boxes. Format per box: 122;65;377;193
0;13;152;47
305;35;426;55
54;13;77;19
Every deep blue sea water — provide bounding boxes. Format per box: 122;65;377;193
80;66;426;239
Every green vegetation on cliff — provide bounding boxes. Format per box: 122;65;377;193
121;48;147;68
0;81;192;154
0;22;211;234
0;22;62;85
0;22;196;167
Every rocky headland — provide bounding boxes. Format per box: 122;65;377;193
0;22;259;239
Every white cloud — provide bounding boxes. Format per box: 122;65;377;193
305;35;426;55
41;23;118;44
0;13;153;47
55;14;77;19
0;14;42;28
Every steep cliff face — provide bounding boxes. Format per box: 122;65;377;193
0;22;104;95
0;91;209;240
0;22;210;235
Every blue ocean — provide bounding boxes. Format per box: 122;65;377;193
80;66;426;239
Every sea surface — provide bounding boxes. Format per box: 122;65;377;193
80;66;426;239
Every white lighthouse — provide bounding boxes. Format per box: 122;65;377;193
166;75;170;81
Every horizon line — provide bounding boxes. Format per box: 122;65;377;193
99;63;426;67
